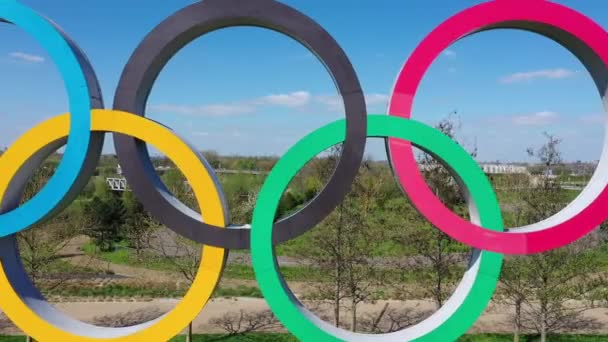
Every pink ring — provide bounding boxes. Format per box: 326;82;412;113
387;0;608;254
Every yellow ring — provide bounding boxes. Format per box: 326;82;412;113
0;109;226;341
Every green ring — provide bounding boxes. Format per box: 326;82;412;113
251;115;503;341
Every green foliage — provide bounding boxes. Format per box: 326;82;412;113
497;132;608;340
213;285;263;298
84;193;126;252
201;150;221;169
45;283;185;298
121;191;153;256
44;281;262;299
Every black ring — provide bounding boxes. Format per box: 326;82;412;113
113;0;367;249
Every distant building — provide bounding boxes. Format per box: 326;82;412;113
418;162;529;175
116;163;170;175
480;163;528;175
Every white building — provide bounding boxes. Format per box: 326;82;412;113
480;163;528;174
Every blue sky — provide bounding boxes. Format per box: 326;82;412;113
0;0;607;162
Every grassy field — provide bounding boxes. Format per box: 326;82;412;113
82;241;326;281
44;283;262;299
82;241;455;284
1;334;607;341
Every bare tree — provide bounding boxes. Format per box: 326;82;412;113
358;302;430;333
148;168;202;342
499;132;606;342
210;309;280;338
122;191;154;259
392;112;472;308
91;307;164;327
496;255;533;342
297;153;387;331
18;211;80;288
17;160;83;288
17;159;85;342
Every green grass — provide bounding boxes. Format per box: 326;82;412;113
44;283;262;299
223;264;325;282
0;334;606;341
47;259;106;274
44;283;185;298
0;337;27;342
214;285;263;298
459;335;608;341
83;242;454;284
83;242;328;282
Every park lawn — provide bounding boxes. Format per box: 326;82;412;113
82;241;326;281
458;335;608;342
44;283;262;299
1;334;607;341
82;241;463;284
168;334;608;341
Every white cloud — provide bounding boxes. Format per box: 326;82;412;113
443;49;456;57
151;91;388;117
580;114;605;124
150;103;256;116
150;91;311;117
315;93;389;112
366;93;389;106
9;52;44;63
512;111;559;126
258;91;311;107
500;68;577;83
315;95;342;111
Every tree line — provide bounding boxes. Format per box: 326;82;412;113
4;113;608;341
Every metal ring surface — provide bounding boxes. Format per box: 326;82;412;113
112;0;367;249
0;110;228;341
251;115;503;341
0;2;103;235
386;0;608;254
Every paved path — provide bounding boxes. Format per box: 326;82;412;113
1;298;607;335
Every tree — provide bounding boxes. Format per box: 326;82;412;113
84;192;126;252
497;255;533;342
150;168;200;342
17;161;82;287
202;150;221;169
210;310;280;338
16;159;86;342
296;147;387;330
358;302;430;333
342;166;387;331
18;210;80;287
391;111;472;308
498;132;607;342
122;191;153;259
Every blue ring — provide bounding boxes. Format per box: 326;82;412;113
0;2;90;235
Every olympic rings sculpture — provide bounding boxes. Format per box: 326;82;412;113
0;0;606;340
